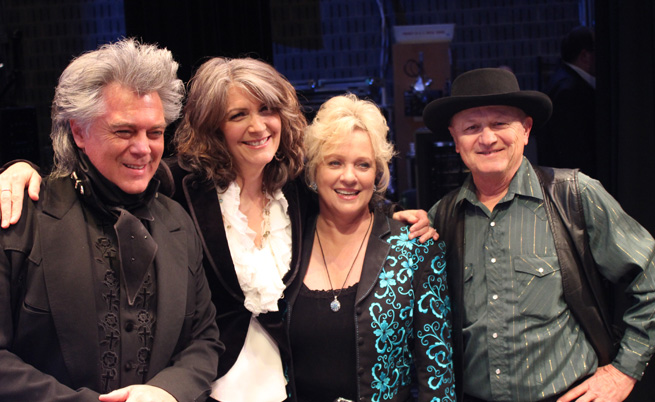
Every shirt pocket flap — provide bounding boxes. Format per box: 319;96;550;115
513;255;559;278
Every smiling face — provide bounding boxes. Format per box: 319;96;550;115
220;86;282;178
71;82;166;194
449;105;532;185
315;129;376;222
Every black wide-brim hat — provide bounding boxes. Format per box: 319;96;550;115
423;68;553;133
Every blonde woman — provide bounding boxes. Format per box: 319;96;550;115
286;94;455;402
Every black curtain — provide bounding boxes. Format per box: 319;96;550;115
596;0;655;234
124;0;273;83
597;1;655;400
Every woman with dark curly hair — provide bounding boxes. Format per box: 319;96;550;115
170;57;308;401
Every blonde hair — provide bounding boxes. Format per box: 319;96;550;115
174;57;306;193
304;94;395;203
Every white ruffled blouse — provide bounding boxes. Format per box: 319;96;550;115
210;181;291;402
218;181;292;315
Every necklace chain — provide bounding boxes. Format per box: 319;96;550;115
315;212;373;312
219;186;271;250
260;192;271;249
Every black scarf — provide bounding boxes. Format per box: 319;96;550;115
73;151;159;306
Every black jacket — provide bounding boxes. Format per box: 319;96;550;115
537;63;597;176
285;210;455;402
1;177;222;401
165;158;309;380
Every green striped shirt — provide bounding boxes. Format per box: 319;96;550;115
429;158;655;402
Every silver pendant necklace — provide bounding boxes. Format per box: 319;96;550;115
315;212;373;312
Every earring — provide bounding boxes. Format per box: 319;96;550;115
373;184;378;192
310;182;318;192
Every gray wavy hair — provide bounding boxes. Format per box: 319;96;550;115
49;38;184;177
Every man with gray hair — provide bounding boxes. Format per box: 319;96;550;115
424;67;655;402
0;38;222;401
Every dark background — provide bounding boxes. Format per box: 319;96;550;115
2;0;652;233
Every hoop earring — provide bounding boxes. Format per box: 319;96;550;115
274;152;284;162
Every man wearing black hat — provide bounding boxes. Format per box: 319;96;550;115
424;68;655;402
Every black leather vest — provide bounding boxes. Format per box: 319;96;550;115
433;165;622;400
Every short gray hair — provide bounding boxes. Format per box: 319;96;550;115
50;38;184;177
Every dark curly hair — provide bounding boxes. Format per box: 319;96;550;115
174;57;306;194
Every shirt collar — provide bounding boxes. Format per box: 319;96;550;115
455;157;544;208
565;62;596;89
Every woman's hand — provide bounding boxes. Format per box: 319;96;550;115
392;209;439;244
0;162;42;228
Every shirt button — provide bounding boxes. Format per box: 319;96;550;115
495;369;501;375
492;333;498;339
125;321;134;332
490;257;497;263
490;222;496;227
538;267;544;274
492;294;499;300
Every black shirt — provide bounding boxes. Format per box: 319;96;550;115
290;283;358;402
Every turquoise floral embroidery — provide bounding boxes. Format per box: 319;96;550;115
379;271;397;288
372;370;392;393
374;319;394;343
392;231;416;251
367;226;454;401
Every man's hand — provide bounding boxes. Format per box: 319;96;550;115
392;209;439;244
99;384;177;402
0;162;41;228
557;364;637;402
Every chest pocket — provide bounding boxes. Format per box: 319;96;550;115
513;255;565;320
21;261;50;314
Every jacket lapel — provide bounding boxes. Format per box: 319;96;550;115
181;177;244;301
281;180;303;287
147;199;188;375
38;179;99;388
286;211;316;309
356;211;391;304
